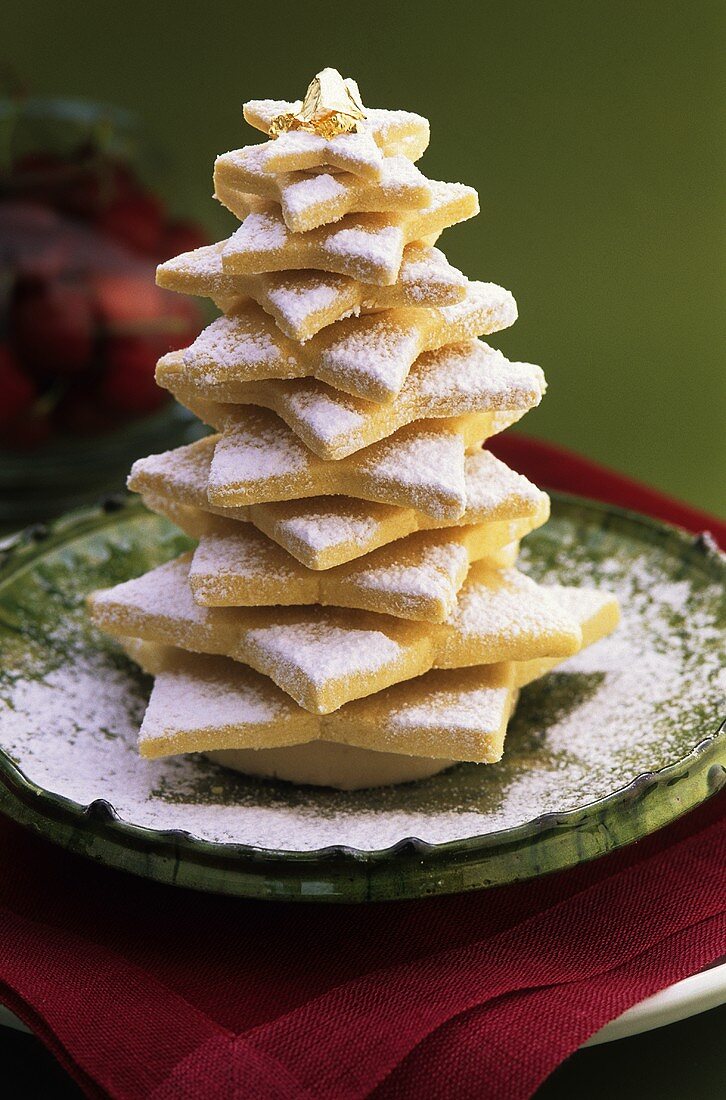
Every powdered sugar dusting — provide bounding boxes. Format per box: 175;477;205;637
463;451;543;517
268;155;430;231
388;679;511;738
220;182;476;284
189;524;473;620
191;530;302;587
395;246;466;298
281;171;347;214
324;221;404;283
260;129;385;179
210;413;309;490
204;406;474;519
142;659;293;747
256;244;466;341
183;309;296;374
244;621;406;690
129;439;214;499
445;567;579;652
252;340;545;459
270;500;392;553
359;425;467;519
266;275;345;331
349;539;469;601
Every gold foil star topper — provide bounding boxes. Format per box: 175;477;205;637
269;68;366;140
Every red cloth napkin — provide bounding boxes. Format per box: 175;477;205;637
0;437;724;1100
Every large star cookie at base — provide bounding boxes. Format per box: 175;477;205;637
118;585;619;784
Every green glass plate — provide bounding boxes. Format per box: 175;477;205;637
0;495;723;903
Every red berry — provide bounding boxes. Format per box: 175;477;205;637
99;336;169;416
16;237;71;283
93;272;200;353
0;345;37;429
93;271;166;329
95;191;165;256
11;279;95;377
159;219;208;260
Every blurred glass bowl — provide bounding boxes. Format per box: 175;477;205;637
0;95;209;527
0;402;206;527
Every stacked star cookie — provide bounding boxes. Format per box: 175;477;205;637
90;73;619;790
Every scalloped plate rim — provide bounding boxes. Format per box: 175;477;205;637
0;714;723;867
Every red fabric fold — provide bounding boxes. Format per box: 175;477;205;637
376;913;726;1100
240;815;726;1099
0;440;723;1100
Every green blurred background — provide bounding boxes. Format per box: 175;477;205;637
7;0;725;515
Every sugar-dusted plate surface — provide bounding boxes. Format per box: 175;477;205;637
0;495;723;902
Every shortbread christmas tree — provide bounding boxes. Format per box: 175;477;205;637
90;70;619;790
